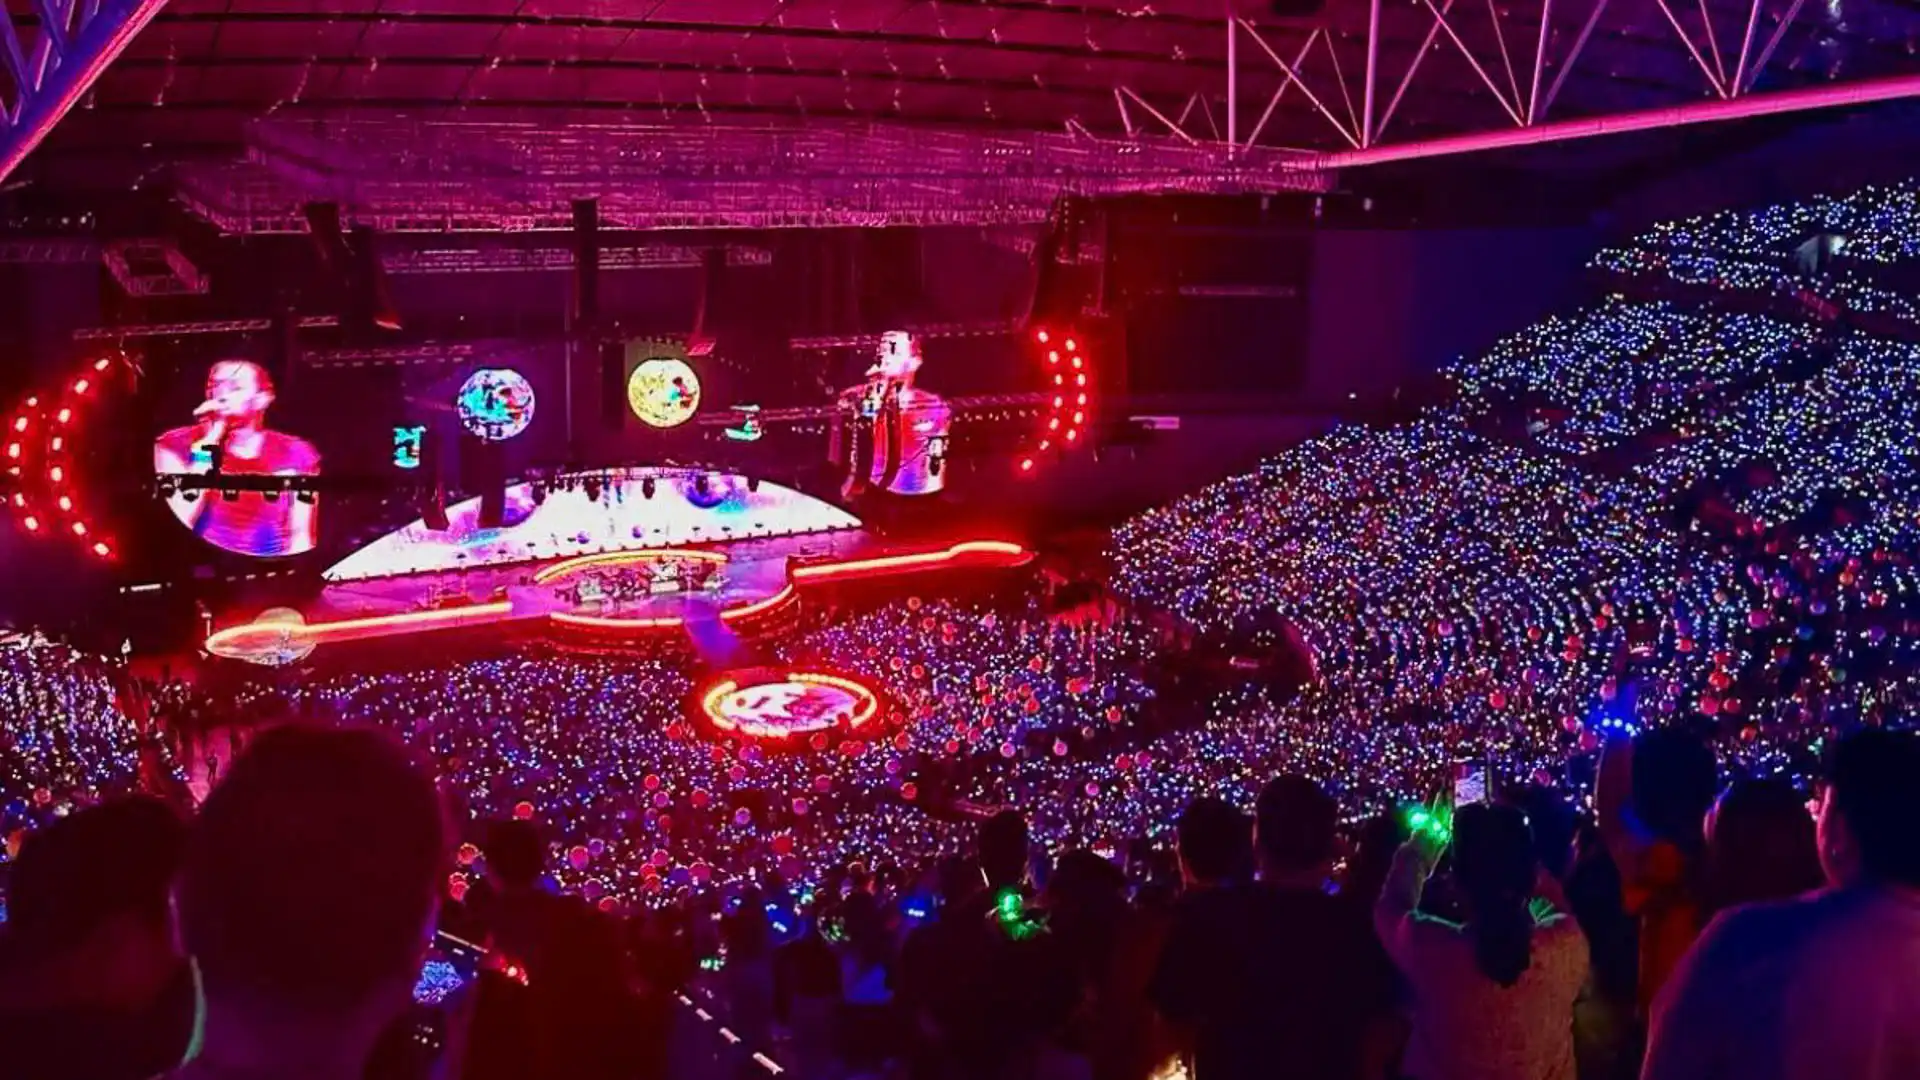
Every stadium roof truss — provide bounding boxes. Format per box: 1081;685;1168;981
6;0;1920;229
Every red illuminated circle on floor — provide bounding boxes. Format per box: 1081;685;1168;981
700;671;881;742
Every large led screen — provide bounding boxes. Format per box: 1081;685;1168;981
152;359;323;557
146;341;561;561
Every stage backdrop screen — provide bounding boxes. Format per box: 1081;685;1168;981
146;340;559;561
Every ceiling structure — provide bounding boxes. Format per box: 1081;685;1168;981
5;0;1920;229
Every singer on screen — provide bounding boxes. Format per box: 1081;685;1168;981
153;359;321;557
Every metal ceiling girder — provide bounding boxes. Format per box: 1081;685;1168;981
1313;69;1920;168
1104;0;1886;167
103;237;209;297
0;0;171;183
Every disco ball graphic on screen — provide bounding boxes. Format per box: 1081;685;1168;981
627;354;702;429
456;368;536;442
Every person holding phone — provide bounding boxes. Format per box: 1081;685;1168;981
153;359;321;557
1374;789;1590;1080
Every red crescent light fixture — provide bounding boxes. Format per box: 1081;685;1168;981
5;355;123;559
1019;327;1093;475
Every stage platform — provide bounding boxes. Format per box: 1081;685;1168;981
205;532;1031;663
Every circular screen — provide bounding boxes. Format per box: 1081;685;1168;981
457;368;536;442
701;671;880;743
627;357;701;429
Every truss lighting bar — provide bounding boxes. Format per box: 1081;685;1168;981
0;238;98;263
788;321;1024;351
381;245;773;275
691;392;1046;429
301;343;477;368
176;123;1330;235
73;315;339;341
103;240;210;298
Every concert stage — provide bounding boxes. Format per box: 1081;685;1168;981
204;532;1032;663
201;467;1031;663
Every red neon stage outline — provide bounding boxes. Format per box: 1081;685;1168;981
718;584;799;624
204;539;1030;652
790;539;1029;582
205;601;518;653
1019;329;1091;475
699;670;882;742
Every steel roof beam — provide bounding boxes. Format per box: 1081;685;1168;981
0;0;170;184
1312;67;1920;168
128;9;1276;70
100;46;1553;113
108;7;1740;88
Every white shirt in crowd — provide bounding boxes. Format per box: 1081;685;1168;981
1375;843;1590;1080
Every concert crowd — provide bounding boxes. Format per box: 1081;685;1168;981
7;195;1920;1080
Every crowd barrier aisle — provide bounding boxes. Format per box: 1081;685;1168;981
672;989;785;1080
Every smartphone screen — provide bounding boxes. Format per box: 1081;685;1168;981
1454;762;1489;806
413;931;486;1005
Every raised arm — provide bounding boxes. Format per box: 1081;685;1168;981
1595;733;1649;877
1373;836;1444;960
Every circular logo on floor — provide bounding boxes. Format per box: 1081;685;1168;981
700;670;881;744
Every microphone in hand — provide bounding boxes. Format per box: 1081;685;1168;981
193;401;229;448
